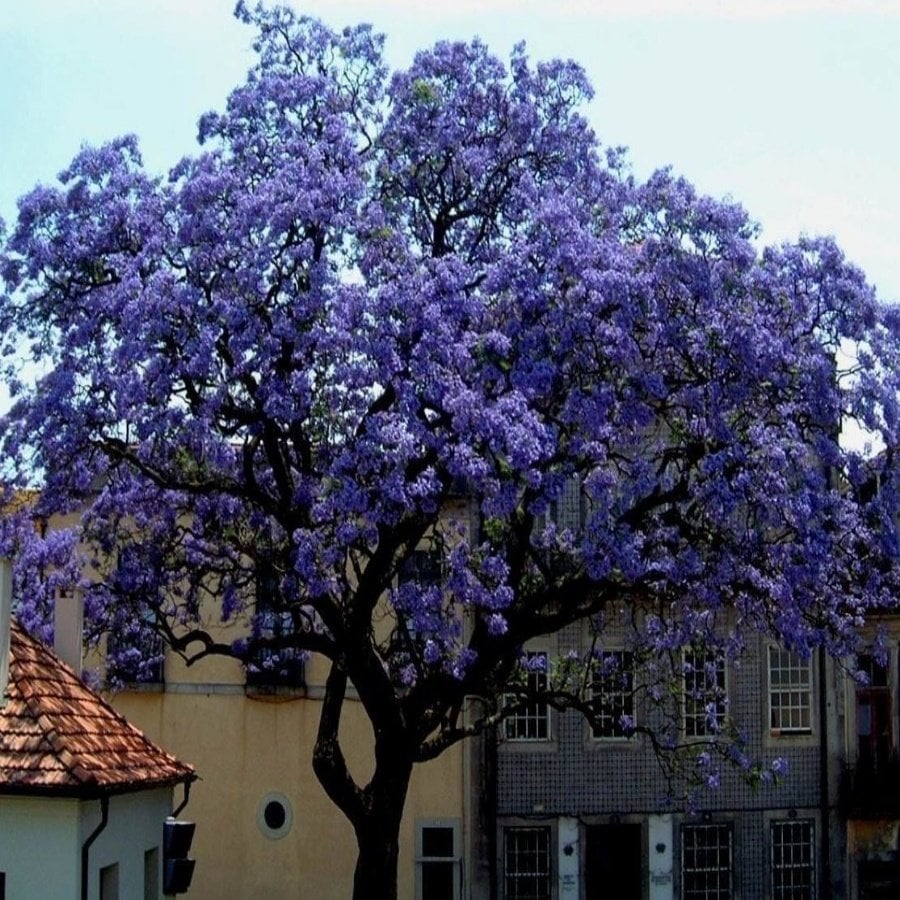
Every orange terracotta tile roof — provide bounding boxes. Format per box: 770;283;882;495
0;621;194;797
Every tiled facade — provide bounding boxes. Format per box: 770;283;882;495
469;623;865;900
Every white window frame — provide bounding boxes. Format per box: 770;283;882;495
415;818;461;900
683;649;727;738
504;651;551;742
768;647;812;736
503;826;552;900
590;649;635;740
680;822;733;900
770;818;815;900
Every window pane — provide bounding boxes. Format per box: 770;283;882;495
422;826;455;858
591;651;635;739
144;848;159;900
769;649;812;735
504;653;550;742
681;824;732;900
771;820;814;900
684;650;727;737
421;861;455;900
504;827;551;900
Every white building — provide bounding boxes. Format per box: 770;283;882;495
0;617;195;900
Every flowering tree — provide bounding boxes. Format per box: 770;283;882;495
2;4;900;897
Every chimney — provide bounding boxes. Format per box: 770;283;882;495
0;558;12;707
54;588;84;677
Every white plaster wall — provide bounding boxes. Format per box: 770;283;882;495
0;795;81;899
81;787;176;900
648;814;674;900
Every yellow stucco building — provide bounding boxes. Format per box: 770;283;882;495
109;638;466;899
24;500;469;899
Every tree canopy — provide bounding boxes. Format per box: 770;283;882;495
2;3;900;897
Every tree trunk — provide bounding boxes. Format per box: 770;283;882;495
352;811;403;900
350;737;413;900
312;659;415;900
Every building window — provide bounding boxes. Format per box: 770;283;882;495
416;820;461;900
100;863;120;900
504;827;551;900
591;650;635;739
683;649;727;737
246;553;305;688
769;648;812;735
504;652;550;741
681;823;733;900
399;549;443;588
856;652;892;771
771;819;814;900
143;847;159;900
396;548;443;642
106;544;165;686
106;616;164;685
257;792;293;840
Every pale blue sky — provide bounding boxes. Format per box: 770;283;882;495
1;0;898;299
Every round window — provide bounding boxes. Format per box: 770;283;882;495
257;792;293;840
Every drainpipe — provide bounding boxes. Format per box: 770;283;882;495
172;780;192;818
487;728;498;900
0;558;12;707
81;795;110;900
819;644;831;894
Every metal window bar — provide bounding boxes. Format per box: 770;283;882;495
504;828;551;900
771;820;815;900
681;824;733;900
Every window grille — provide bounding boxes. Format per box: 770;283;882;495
504;827;551;900
681;823;733;900
771;819;815;900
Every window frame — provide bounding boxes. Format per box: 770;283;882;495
680;822;734;900
503;825;553;900
855;650;893;770
415;818;462;900
590;649;635;741
682;649;728;739
105;613;165;687
143;847;159;900
245;551;305;689
99;863;120;900
770;818;815;900
768;647;813;736
503;651;551;743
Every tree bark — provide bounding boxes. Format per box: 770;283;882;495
313;659;415;900
350;729;414;900
351;795;407;900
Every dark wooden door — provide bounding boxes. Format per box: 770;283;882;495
585;824;642;900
